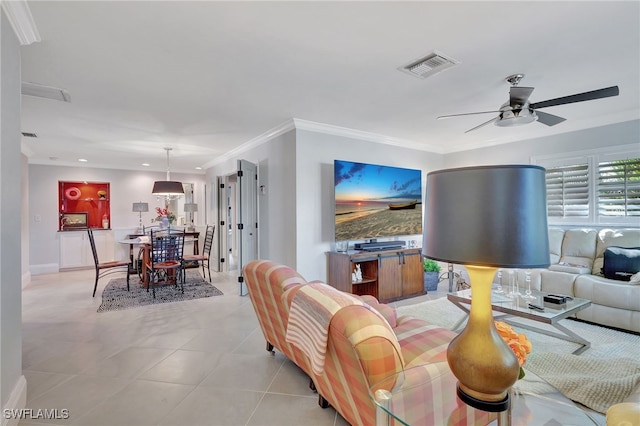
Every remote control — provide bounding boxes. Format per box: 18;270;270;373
528;303;545;311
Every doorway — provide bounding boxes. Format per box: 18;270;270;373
217;173;237;273
216;159;258;295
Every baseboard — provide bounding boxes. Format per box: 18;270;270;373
21;271;31;289
1;375;26;426
29;263;59;276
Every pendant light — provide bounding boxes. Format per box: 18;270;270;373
152;147;184;198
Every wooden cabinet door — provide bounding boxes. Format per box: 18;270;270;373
377;253;402;302
402;251;424;296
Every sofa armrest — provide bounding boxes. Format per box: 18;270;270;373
357;294;397;328
540;270;579;296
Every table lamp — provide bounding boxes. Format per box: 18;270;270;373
424;165;549;412
132;202;149;233
183;203;198;231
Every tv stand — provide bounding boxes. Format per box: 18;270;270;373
326;247;424;303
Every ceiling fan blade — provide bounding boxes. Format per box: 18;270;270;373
535;110;566;126
437;111;500;119
509;86;534;108
464;116;498;133
530;86;619;110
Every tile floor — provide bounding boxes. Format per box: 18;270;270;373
20;267;447;426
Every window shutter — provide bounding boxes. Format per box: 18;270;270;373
598;158;640;217
545;164;589;218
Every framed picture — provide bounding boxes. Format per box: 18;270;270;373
61;212;88;229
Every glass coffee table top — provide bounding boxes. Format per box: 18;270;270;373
370;362;601;425
447;288;592;354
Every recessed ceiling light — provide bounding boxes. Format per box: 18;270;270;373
195;166;202;170
142;163;150;167
78;158;88;162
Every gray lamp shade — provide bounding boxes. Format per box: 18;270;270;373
132;202;149;213
152;181;184;195
424;165;550;268
183;203;198;212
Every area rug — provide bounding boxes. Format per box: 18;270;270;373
97;270;223;313
396;297;640;413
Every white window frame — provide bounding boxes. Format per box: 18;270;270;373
533;144;640;227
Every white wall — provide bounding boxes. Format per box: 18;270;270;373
28;165;206;273
295;129;445;281
1;8;26;419
444;120;639;168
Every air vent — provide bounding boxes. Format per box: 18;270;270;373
21;82;71;102
399;51;459;80
22;132;37;138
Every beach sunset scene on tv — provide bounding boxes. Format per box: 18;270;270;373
334;160;423;241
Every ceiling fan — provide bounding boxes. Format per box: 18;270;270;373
437;74;619;133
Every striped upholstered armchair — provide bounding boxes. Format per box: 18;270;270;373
243;260;461;426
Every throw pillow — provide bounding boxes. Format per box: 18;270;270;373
630;272;640;284
602;246;640;281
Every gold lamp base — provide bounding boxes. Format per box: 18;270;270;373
447;265;519;412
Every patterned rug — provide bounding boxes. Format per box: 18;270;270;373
97;270;223;313
396;297;640;414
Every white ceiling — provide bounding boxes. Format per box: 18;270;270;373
18;1;640;173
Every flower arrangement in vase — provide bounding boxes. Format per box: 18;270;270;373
155;207;176;224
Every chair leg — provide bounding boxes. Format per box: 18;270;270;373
205;261;211;282
318;394;330;409
126;269;130;292
266;342;274;352
309;378;316;392
93;271;99;297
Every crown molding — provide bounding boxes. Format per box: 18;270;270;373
202;117;449;170
201;119;297;169
292;118;444;153
2;0;40;45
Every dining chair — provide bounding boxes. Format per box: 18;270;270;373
88;228;130;297
145;229;185;298
182;225;215;282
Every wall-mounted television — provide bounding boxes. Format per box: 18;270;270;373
334;159;423;242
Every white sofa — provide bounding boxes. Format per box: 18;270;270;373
538;228;640;333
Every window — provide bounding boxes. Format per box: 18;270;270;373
535;145;640;226
545;164;589;218
598;158;640;218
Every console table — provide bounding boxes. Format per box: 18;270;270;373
326;248;423;303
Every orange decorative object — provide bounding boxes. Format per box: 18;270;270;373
65;187;81;200
495;321;532;368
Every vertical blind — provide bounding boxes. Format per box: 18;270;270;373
598;158;640;217
545;164;589;217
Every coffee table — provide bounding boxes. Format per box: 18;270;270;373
370;361;601;425
447;288;592;355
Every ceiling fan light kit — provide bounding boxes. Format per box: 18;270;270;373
438;74;619;133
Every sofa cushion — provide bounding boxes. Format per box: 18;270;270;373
559;229;597;269
603;246;640;281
